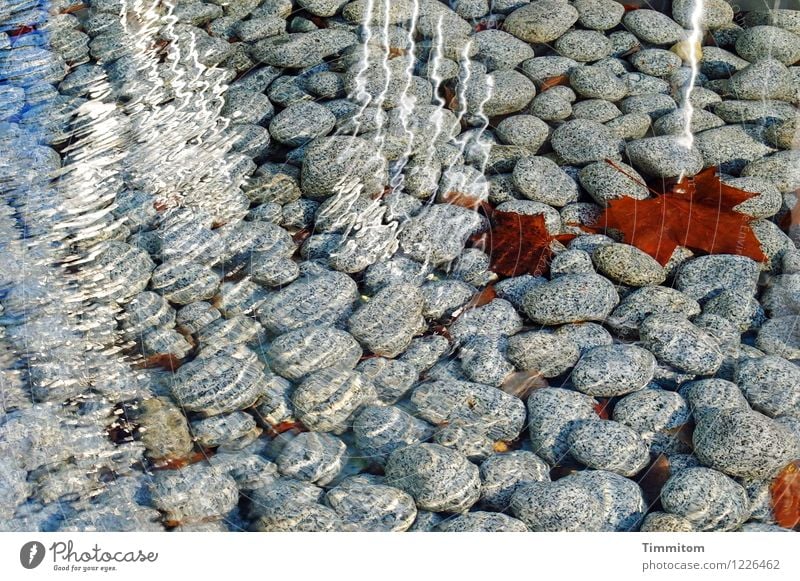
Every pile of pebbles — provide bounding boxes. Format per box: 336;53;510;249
1;0;799;532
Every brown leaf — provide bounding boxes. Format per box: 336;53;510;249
539;74;570;91
771;460;800;529
440;190;493;215
595;163;768;266
475;210;575;277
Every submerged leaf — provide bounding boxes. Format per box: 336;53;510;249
595;164;768;265
771;460;800;529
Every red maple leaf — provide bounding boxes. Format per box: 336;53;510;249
595;163;768;266
771;460;800;529
474;210;575;277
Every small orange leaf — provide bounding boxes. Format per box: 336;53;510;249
771;460;800;529
539;74;570;91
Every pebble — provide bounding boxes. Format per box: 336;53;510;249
528;90;572;121
252;29;357;68
411;379;526;441
512;156;579;207
578;160;649;207
703;289;766;332
521;55;579;86
623;9;685;46
449;298;523;343
353;405;433;462
555;30;612;63
325;480;417;532
399;204;486;265
695;124;776;174
171;355;265;416
348;283;426;357
675;255;761;301
565;469;646;531
693;408;798;479
506;331;581;378
640;314;723;375
742;150;800;193
630;49;682;77
301;136;388;199
356;358;417;405
574;0;624;31
527;387;598;465
495;114;549;152
571;99;621;123
661;467;750;531
569;65;627;101
384;443;481;513
567;419;649;476
266;326;362;381
510;479;604;532
474;29;535;71
735;25;800;65
291;367;377;433
593;243;666;286
276;432;347;486
613;387;691;441
653;108;726;136
735;355;800;417
435;510;528;532
522;273;619;325
479;451;551;511
268;101;336;147
503;0;579;44
549;248;595;276
626;135;704;178
640;512;695;532
571;344;656;397
149;464;238;525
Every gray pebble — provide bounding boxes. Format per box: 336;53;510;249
568;419;649;476
437;511;528;532
399;204;486;265
149;464;238;525
479;451;550;511
291;367;377;433
527;387;598;465
605;111;652;140
353;405;434;462
301;136;388;199
528;90;572;121
449;298;523;343
572;343;657;397
640;512;695;532
695;124;776;175
742;150;800;193
550;248;595;276
640;314;723;375
675;255;760;301
269;101;336;147
565;469;646;531
661;467;750;531
574;0;624;31
510;478;604;531
507;330;581;378
325;480;417;532
569;66;627;101
503;0;579;43
623;9;685;45
578;160;649;207
495;114;549;152
266;326;362;381
522;273;619;325
555;30;612;63
276;432;347;486
735;25;800;65
384;443;481;513
735;355;800;417
630;49;682;77
593;243;666;286
474;29;535;71
694;408;798;479
513;156;579;207
348;283;425;357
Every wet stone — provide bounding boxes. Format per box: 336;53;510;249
574;0;624;31
513;156;579;207
693;409;798;479
266;326;362;381
522;273;619;325
276;432;347;486
527;387;598;465
623;9;685;46
661;467;750;531
449;298;523;344
571;344;656;397
506;331;581;378
640;314;723;376
674;255;761;302
503;0;579;44
568;419;649;477
268;101;336;147
356;357;418;405
353;405;433;463
325;480;417;532
626;135;704;178
149;464;238;525
551;119;623;166
510;479;604;532
593;243;666;286
578;160;649;207
734;355;800;417
348;283;425;358
735;25;800;65
384;443;481;514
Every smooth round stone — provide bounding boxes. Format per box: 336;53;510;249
399;204;486;265
694;409;798;479
680;378;750;423
572;469;648;530
593;243;666;286
251;502;343;532
411;379;526;441
703;289;766;332
640;512;695;532
268;101;336;147
298;0;347;16
551;119;623;166
522;273;619;325
574;0;624;31
510;480;604;531
626;136;704;178
735;26;800;65
700;46;750;79
437;511;528;532
661;467;750;531
479;451;551;511
571;99;621;123
757;315;800;362
728;58;795;101
742;150;800;193
734;356;800;417
553;322;613;355
384;444;481;514
630;49;682;77
614;388;691;433
171;355;265;416
291;367;377;433
640;314;723;375
567;419;649;476
713;99;798;125
527;387;598;465
356;357;417;405
672;0;733;29
520;55;580;86
348;283;425;358
578;160;649;207
506;331;581;378
528;91;572;121
653;108;726;136
503;0;579;44
675;255;761;301
458;336;515;387
619;93;677;120
433;423;495;462
301;136;387;199
474;29;535;71
623;9;685;45
694;125;776;175
266;326;362;381
420;279;476;321
605;112;652;140
352;405;433;462
571;344;656;397
449;298;523;343
252;29;357;68
495;114;549;152
276;432;347;486
149;465;238;525
325;481;417;532
191;411;260;450
512;156;579;207
744;9;800;34
765;116;800;149
554;30;612;62
569;66;628;101
549;248;595;276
